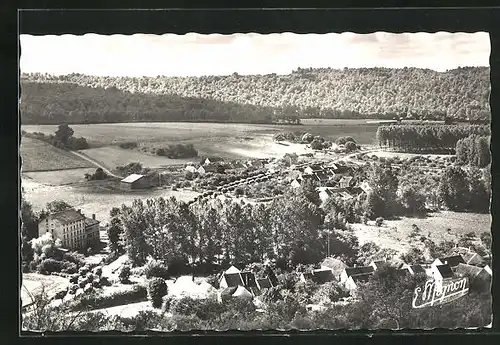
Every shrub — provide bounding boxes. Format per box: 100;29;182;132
118;265;131;283
167;257;190;277
375;217;384;227
147;277;168;308
143;260;169;279
119;141;138;149
76;284;148;311
345;141;357;153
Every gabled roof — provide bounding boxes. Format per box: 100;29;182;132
44;209;85;225
339;176;353;183
344;266;375;277
409;265;426;275
257;277;273;289
435;264;454;279
240;271;258;288
438;255;465;268
461;251;485;266
484;265;492;276
454;263;484;278
311;269;335;284
225;265;240;274
370;260;386;269
350;273;372;283
121;174;144;183
321;257;347;275
314;171;331;181
223;273;244;287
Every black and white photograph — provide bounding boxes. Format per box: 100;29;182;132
20;29;492;331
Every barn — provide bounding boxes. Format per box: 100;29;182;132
120;174;150;190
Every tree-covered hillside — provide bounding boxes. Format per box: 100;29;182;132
20;67;490;124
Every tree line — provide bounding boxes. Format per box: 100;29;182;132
21;66;490;124
376;124;490;153
456;134;490;168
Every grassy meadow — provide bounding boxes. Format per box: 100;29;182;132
352;211;492;253
21;137;94;172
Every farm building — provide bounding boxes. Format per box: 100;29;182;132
432;255;465;268
218;286;253;302
218;265;276;295
204;157;224;165
120;174;150;190
431;264;454;281
455;248;486;266
454;263;492;285
38;209;100;250
340;266;375;284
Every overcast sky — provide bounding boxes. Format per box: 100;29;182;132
20;32;490;77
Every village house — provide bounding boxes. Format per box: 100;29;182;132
338;176;355;189
455;247;486;266
204;157;224;165
345;273;372;293
432;255;465;268
401;264;427;276
290;179;302;189
340;266;375;284
218;285;253;302
304;164;324;175
120;174;150;190
197;163;221;175
300;268;335;285
218;265;276;295
38;209;100;250
430;264;455;290
320;257;348;280
184;165;197;174
454;263;492;286
369;260;386;270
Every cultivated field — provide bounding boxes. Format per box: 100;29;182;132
352;211;492;253
21;176;201;224
21;137;94;172
23;168;97;186
79;146;193;170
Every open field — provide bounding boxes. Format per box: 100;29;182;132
23;168;97;186
22;119;379;146
352;211;492;253
21;273;70;308
21;176;201;224
21;137;95;172
366;150;454;160
79;147;194;170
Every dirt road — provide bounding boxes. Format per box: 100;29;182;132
71;151;123;179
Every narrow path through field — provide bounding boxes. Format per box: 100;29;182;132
71;151;123;179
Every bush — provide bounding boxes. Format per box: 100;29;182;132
167;257;190;277
345;141;357;153
375;217;384;227
147;277;168;308
37;258;77;275
119;141;138;149
76;284;148;310
143;260;169;279
156;144;198;159
118;265;131;283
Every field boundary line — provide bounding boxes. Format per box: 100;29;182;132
22;166;95;173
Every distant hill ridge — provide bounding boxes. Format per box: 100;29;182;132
20;67;491;125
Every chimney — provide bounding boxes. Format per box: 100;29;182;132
92;214;96;220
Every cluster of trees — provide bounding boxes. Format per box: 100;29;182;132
376;124;490;153
438;166;491;213
156;143;198;159
455;135;490;167
106;184;374;270
23;124;89;150
84;168;108;181
21;67;490;125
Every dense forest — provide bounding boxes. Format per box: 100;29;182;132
376;124;491;153
21;67;490;124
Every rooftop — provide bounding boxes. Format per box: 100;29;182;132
345;266;375;277
43;209;85;225
438;255;465;268
84;218;100;226
121;174;144;183
435;264;454;279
